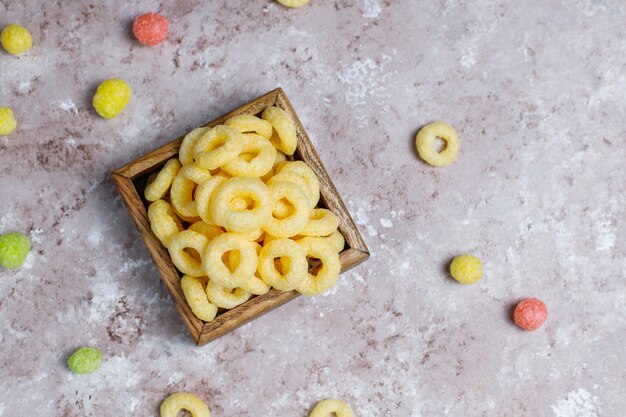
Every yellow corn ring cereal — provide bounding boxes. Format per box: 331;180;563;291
170;173;203;218
224;114;273;140
309;399;354;417
325;229;345;252
272;199;296;219
179;162;213;184
195;176;227;225
262;106;297;155
270;171;314;209
258;238;308;291
188;221;224;241
222;134;276;178
275;150;288;166
179;127;210;165
193;125;244;170
160;392;211;417
295;229;345;253
203;232;258;288
231;228;264;241
229;196;252;211
263;181;310;238
299;209;340;237
210;178;272;233
276;161;320;209
415;121;459;166
296;237;341;295
277;0;311;7
205;280;252;309
148;199;183;246
167;230;209;277
144;158;182;202
181;275;218;322
229;243;270;295
0;107;18;135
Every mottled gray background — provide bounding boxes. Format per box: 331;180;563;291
1;1;625;416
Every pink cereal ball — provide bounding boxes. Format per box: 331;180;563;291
132;13;168;46
514;298;548;331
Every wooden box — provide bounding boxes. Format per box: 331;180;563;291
112;88;369;346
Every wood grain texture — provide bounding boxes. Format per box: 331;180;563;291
112;88;369;346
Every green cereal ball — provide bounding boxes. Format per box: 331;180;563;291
449;254;483;285
0;232;30;269
68;347;102;374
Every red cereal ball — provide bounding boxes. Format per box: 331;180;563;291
514;298;548;331
132;13;168;46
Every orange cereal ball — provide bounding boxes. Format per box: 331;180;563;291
132;13;169;46
1;24;33;55
514;298;548;331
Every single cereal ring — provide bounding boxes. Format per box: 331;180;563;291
188;221;224;241
181;275;218;322
514;298;548;331
275;150;288;166
296;237;341;295
170;173;202;218
309;399;354;417
229;243;270;295
295;229;345;253
269;171;314;209
262;106;297;155
415;121;459;166
205;280;252;309
225;114;273;140
449;255;482;285
203;232;258;288
276;161;320;209
160;392;211;417
325;229;345;252
222;134;276;178
148;200;183;246
299;209;340;237
193;125;244;170
167;230;209;277
263;181;310;238
272;199;296;219
231;228;264;241
179;162;213;184
258;238;308;291
179;127;210;165
145;158;182;201
210;177;272;232
195;176;227;225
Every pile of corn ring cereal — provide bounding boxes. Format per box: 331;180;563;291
145;106;344;322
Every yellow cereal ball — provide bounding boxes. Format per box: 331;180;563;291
277;0;310;7
0;108;17;135
1;24;33;55
449;255;482;284
92;78;132;119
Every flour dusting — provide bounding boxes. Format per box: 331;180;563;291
362;0;382;18
551;388;601;417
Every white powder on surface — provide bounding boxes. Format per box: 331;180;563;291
551;388;601;417
379;218;393;228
